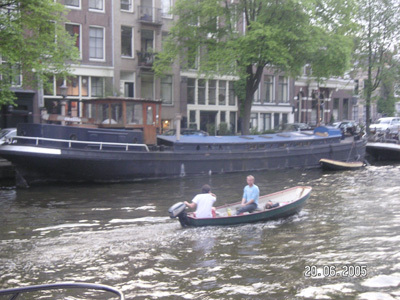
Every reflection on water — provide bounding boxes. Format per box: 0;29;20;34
1;165;400;299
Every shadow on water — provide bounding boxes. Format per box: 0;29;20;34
1;164;400;299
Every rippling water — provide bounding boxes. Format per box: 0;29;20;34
1;164;400;299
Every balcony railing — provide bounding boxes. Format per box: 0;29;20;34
138;6;162;25
137;51;156;67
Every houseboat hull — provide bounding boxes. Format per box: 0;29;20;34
0;138;366;186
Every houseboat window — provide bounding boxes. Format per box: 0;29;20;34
111;104;123;124
196;145;200;151
146;106;153;125
99;104;111;124
126;103;143;124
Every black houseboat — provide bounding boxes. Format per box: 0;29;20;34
0;98;366;186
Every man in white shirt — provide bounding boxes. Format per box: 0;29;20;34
184;184;216;218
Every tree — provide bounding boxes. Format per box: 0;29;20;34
377;65;398;116
0;0;79;105
354;0;400;134
154;0;355;134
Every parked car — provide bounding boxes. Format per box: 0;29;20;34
0;128;17;145
332;120;360;136
369;117;400;134
282;123;313;132
162;128;209;136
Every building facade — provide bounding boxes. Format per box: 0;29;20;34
2;0;372;134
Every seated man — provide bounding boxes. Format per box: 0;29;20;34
236;175;259;215
184;184;216;218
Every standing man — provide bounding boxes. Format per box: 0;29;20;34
184;184;216;218
237;175;259;215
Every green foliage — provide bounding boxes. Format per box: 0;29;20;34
0;0;80;105
377;70;398;116
353;0;400;132
154;0;356;134
217;122;230;135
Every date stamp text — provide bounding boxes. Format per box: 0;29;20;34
304;265;367;278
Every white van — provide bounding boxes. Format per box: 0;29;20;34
369;117;400;134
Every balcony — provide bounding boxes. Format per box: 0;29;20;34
137;51;156;68
138;6;162;25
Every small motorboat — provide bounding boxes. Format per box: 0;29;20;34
319;158;364;171
0;282;124;299
169;186;311;227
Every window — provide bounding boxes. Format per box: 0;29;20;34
89;27;104;60
121;26;133;57
161;76;173;105
261;113;271;131
220;111;226;123
121;0;132;11
79;77;88;97
0;61;21;87
161;0;172;18
67;76;79;96
229;81;235;106
198;79;206;105
187;78;195;104
127;103;142;124
208;80;216;105
91;77;104;97
65;24;80;53
189;110;196;123
65;0;80;8
274;113;280;129
218;80;226;105
89;0;103;11
278;76;288;103
263;75;273;103
250;113;258;129
146;106;153;125
124;82;134;98
141;73;154;99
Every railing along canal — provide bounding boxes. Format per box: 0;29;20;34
10;136;150;152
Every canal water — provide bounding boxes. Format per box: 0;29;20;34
1;164;400;300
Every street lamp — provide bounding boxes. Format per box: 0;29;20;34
59;83;68;125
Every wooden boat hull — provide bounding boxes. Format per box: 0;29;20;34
177;186;311;227
366;142;400;161
319;158;364;171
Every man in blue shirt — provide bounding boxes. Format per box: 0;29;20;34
237;175;259;215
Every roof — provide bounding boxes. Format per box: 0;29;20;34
157;127;341;145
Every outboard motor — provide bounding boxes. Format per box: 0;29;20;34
168;202;190;227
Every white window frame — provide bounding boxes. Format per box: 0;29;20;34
89;0;105;13
89;26;105;62
65;0;81;10
121;0;133;12
161;0;173;19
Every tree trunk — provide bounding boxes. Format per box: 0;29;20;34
240;65;264;135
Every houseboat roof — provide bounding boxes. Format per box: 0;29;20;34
157;127;341;145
